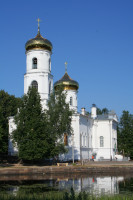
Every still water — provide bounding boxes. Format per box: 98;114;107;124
0;174;133;197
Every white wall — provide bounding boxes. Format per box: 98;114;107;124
65;90;78;112
61;112;118;161
26;50;51;73
79;115;90;160
92;119;117;160
24;49;53;109
59;114;80;161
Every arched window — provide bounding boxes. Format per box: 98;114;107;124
85;134;87;147
70;97;73;106
49;82;51;94
100;136;104;147
81;133;84;147
64;133;68;146
32;58;37;69
83;135;85;147
31;80;38;90
49;58;51;72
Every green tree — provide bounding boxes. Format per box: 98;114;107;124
97;108;102;115
101;108;108;114
12;87;72;162
0;124;4;149
0;90;21;154
118;111;133;158
46;87;73;158
12;87;49;161
97;107;109;115
86;107;109;116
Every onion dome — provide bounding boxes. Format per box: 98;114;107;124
25;28;52;52
54;72;79;91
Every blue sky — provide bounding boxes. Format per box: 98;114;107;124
0;0;133;117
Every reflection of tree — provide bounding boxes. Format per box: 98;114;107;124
119;177;133;194
18;184;57;194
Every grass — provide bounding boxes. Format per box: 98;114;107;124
0;188;133;200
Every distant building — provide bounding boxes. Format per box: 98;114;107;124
8;24;118;161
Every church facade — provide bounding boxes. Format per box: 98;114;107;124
8;25;118;161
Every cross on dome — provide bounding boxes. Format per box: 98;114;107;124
25;18;53;52
37;18;41;33
65;62;68;73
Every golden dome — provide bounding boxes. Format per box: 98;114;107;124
25;31;53;52
54;72;79;91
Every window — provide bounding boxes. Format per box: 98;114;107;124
32;58;37;69
80;134;82;147
70;97;73;106
83;135;85;147
49;58;51;72
85;134;87;147
80;133;83;147
64;133;68;146
49;82;51;94
31;80;38;90
100;136;104;147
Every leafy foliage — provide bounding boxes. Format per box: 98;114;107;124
12;87;49;161
86;107;108;115
12;87;72;161
0;90;21;154
46;87;73;158
118;110;133;158
97;107;109;115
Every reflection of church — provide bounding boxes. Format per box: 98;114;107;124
58;176;124;195
8;22;118;161
5;176;124;196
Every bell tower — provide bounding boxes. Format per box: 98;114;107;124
24;19;53;109
54;62;79;112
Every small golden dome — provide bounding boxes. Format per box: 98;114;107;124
25;31;53;52
54;72;79;91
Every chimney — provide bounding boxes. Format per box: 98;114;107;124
81;107;86;115
91;104;97;119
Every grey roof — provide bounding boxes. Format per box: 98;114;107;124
97;111;117;121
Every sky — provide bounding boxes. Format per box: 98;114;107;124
0;0;133;117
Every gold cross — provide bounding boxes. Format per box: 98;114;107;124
37;18;41;33
65;62;68;73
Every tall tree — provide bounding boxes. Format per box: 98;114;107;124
118;111;133;158
0;90;21;154
12;87;49;161
46;87;73;158
12;87;72;162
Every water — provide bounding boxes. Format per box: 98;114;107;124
0;174;133;197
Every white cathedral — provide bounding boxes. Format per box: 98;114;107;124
8;24;118;161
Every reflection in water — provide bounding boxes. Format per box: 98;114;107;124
58;177;124;196
8;186;19;196
0;175;131;197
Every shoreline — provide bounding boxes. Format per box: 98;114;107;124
1;161;133;178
